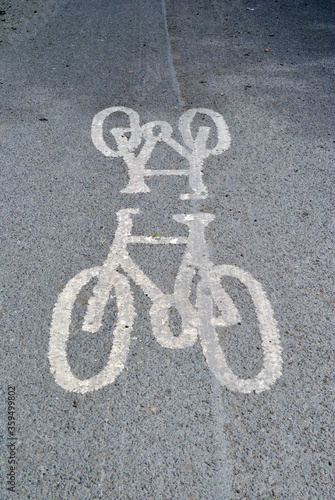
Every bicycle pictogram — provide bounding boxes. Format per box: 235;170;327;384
49;107;282;394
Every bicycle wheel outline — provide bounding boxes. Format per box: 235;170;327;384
197;264;282;393
49;266;135;393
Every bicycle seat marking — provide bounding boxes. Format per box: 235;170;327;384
48;107;282;394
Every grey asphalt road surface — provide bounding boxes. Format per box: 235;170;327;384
1;0;333;498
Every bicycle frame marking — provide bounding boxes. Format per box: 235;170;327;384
49;107;282;394
49;209;282;394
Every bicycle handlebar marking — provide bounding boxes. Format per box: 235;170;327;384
49;108;282;394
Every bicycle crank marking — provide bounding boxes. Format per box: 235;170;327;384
49;108;282;394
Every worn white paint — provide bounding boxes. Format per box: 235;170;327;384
49;208;282;394
49;108;282;394
91;107;231;200
161;0;184;108
49;266;135;393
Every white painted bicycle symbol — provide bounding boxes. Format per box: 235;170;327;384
49;107;282;394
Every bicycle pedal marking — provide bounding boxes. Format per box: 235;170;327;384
49;108;283;394
91;107;231;200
